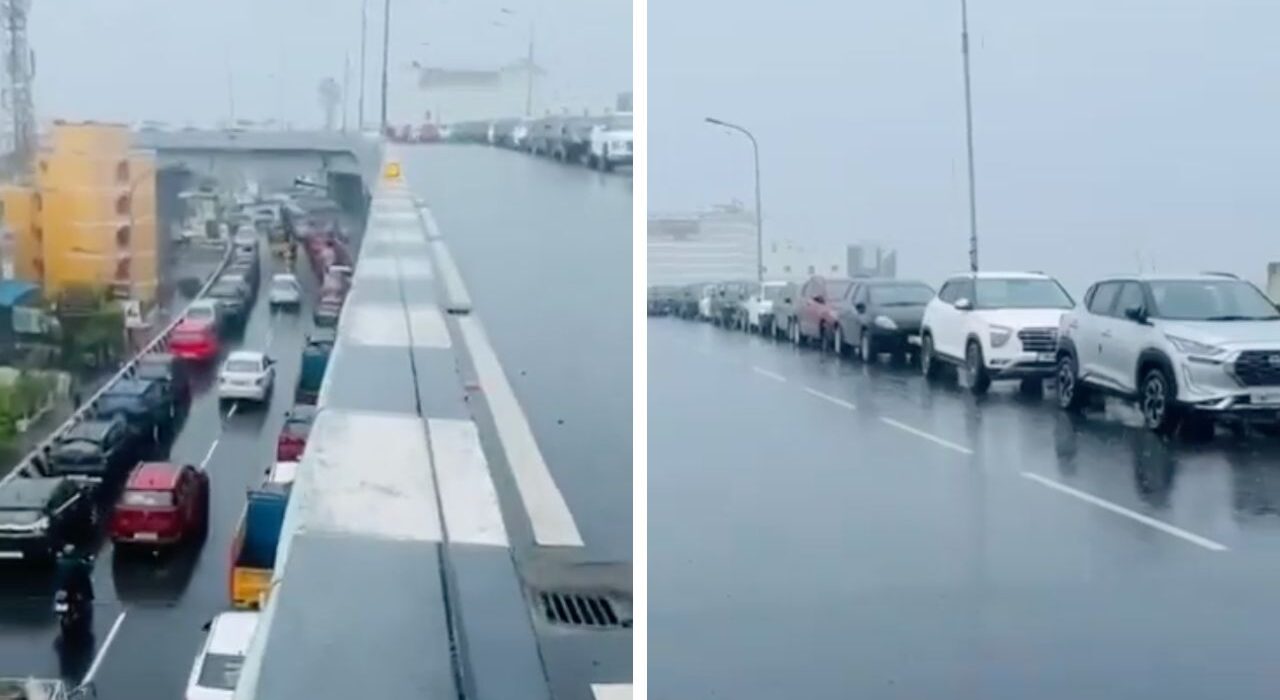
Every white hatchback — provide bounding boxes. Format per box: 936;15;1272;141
217;351;276;403
268;274;302;310
184;611;260;700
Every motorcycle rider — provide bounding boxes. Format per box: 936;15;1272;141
54;543;94;607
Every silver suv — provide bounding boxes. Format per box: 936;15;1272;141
1056;273;1280;434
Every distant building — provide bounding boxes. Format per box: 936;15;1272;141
394;62;544;125
764;240;898;282
648;204;758;286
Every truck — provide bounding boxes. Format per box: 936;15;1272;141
228;486;289;610
295;329;336;404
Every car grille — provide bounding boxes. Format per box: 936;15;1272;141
1017;327;1058;353
1233;350;1280;387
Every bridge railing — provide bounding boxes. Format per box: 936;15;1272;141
0;241;233;488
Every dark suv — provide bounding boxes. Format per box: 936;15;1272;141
135;352;191;407
0;477;95;562
97;378;176;440
207;279;251;328
48;416;145;482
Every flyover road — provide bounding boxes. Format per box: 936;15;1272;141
650;317;1280;700
0;143;631;699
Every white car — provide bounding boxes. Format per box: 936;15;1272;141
744;281;790;334
268;274;302;310
266;461;298;486
218;351;276;403
589;113;633;172
919;271;1076;395
184;611;260;700
186;299;220;327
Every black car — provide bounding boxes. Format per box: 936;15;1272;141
207;279;251;327
97;378;176;440
0;477;95;562
48;416;145;481
222;268;257;301
552;117;597;163
835;278;936;362
134;352;191;406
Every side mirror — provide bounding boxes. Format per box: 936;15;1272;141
1124;306;1148;323
813;296;826;305
854;303;867;314
783;298;792;305
201;619;212;632
954;298;973;311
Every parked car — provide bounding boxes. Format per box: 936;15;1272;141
741;281;788;335
792;275;856;348
834;279;936;363
675;283;705;319
268;274;302;311
551;116;597;163
768;282;801;340
206;279;251;328
526;116;562;156
221;269;257;301
920;271;1075;395
48;416;146;482
697;284;719;321
184;611;260;700
1057;273;1280;435
276;405;317;461
588;113;633;171
135;352;192;407
185;299;221;331
712;281;756;328
265;461;298;488
313;291;343;328
296;330;336;404
169;318;220;362
0;477;95;562
110;462;209;548
218;351;276;405
96;378;177;441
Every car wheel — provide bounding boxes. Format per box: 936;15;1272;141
860;330;876;365
1056;354;1089;412
1140;366;1181;435
922;335;941;381
965;340;991;395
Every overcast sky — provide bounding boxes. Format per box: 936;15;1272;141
33;0;629;129
650;0;1280;294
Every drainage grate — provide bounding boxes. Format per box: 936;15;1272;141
537;590;630;630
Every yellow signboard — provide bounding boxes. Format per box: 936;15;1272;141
383;162;402;180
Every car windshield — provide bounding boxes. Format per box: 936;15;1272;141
974;279;1074;310
188;306;215;321
197;653;245;690
825;281;853;300
98;395;139;413
762;285;788;301
210;283;242;298
869;284;935;306
1148;279;1280;321
0;509;43;526
225;359;260;373
122;490;173;507
273;279;296;292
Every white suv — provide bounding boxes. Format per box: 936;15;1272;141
589;113;633;172
1057;273;1280;435
920;271;1075;395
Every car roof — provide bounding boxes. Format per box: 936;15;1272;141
189;299;218;311
269;461;299;485
0;477;68;507
227;350;265;363
946;271;1054;281
104;378;153;396
857;278;933;287
175;318;213;332
126;462;184;490
1091;273;1247;284
62;418;120;441
272;273;299;283
207;611;261;655
286;405;318;421
139;352;174;366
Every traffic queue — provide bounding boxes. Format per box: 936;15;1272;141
0;182;352;687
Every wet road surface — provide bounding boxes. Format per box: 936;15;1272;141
651;317;1280;700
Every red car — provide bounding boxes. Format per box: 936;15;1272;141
796;275;855;347
168;319;219;362
110;462;209;547
276;405;317;461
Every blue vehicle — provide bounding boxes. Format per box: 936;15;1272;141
97;378;176;440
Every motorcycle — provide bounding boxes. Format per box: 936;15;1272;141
54;589;92;639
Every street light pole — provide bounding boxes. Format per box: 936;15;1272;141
959;0;980;275
359;0;368;130
705;117;763;282
379;0;391;133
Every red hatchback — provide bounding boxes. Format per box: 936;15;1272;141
110;462;209;547
276;406;317;461
168;319;219;362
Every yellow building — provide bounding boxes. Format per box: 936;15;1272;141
1;122;159;303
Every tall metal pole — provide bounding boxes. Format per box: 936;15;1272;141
380;0;391;132
358;0;368;130
524;21;535;117
705;117;763;282
343;52;351;132
959;0;980;275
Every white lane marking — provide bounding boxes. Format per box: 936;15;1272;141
428;418;509;546
82;610;127;684
226;402;238;419
592;684;632;700
421;206;444;240
1021;472;1228;552
878;417;973;455
430;240;473;313
802;386;856;410
751;366;787;383
198;438;221;469
458;316;583;547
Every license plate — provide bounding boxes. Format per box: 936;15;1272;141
1253;392;1280;406
133;532;158;541
0;551;22;559
1036;352;1056;363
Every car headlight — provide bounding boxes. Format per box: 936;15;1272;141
1166;335;1225;359
989;324;1013;348
29;516;48;532
873;315;897;330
